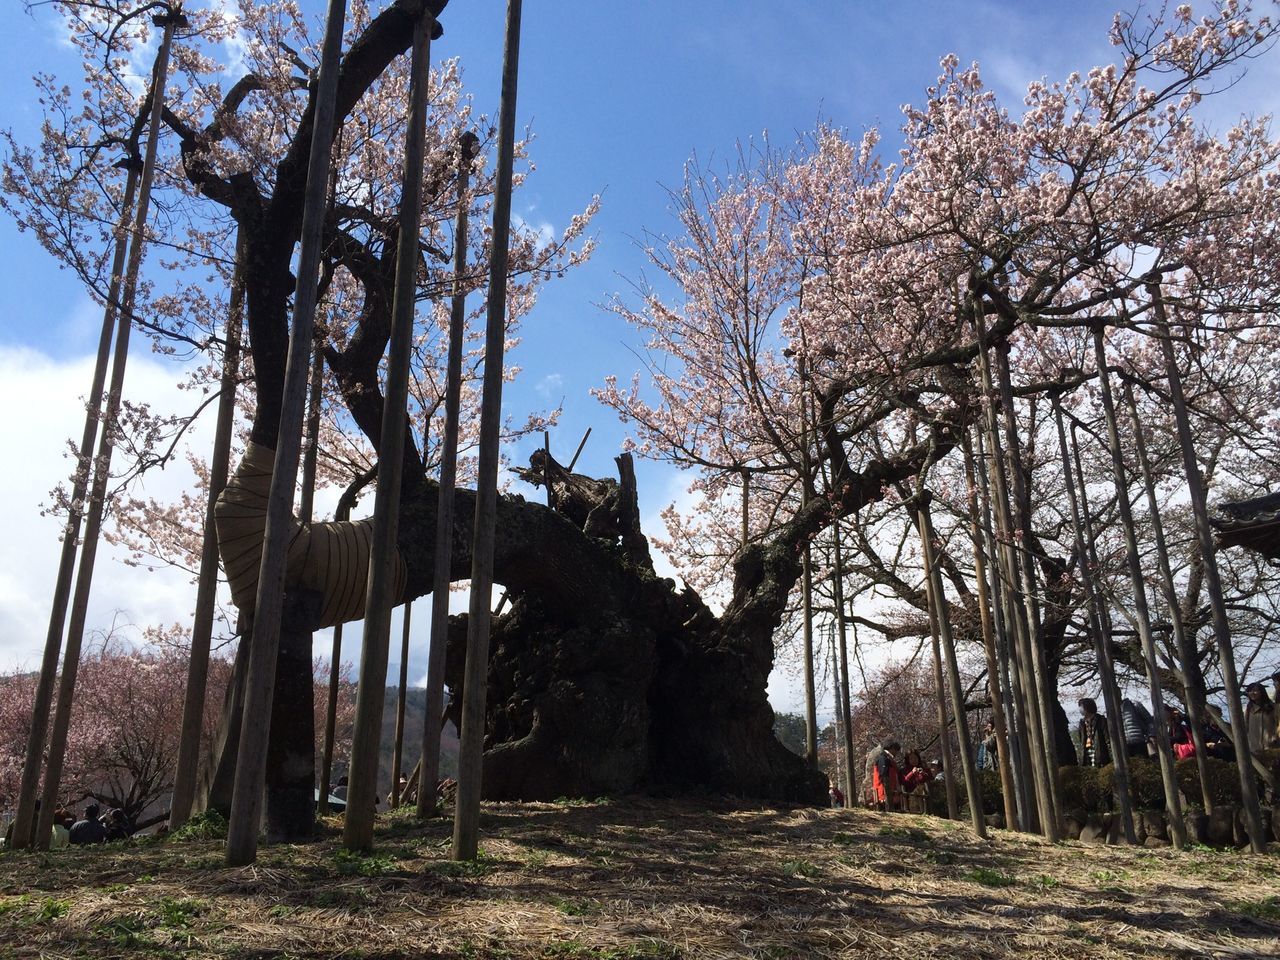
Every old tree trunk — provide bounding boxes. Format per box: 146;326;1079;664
176;0;955;818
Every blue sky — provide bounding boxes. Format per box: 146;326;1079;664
1;1;1274;715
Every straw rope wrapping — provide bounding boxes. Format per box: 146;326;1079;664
215;442;408;629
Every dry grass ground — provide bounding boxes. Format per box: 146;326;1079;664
2;798;1279;959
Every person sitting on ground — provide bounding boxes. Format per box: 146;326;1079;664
870;740;902;812
1077;697;1112;768
3;800;42;849
69;803;108;845
103;808;130;842
49;807;73;850
1164;706;1195;761
1200;713;1235;762
332;775;349;801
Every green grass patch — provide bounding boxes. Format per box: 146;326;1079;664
832;831;857;845
780;858;821;878
877;825;929;843
155;896;204;928
1230;896;1280;921
965;867;1017;888
169;810;227;842
36;897;71;922
332;848;399;877
550;896;599;916
540;940;680;959
427;849;496;878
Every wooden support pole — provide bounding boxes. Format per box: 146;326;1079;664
417;132;478;817
452;0;523;861
32;13;181;850
992;339;1064;835
1121;378;1214;814
342;9;435;853
831;517;856;806
1091;324;1186;850
1146;281;1267;852
973;313;1053;839
973;425;1032;830
9;160;140;850
390;602;413;808
169;230;247;831
317;471;371;815
960;429;1019;832
224;0;347;867
920;545;960;820
797;354;818;767
916;498;988;838
1050;391;1137;844
566;427;591;471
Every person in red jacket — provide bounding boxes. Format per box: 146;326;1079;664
871;741;902;811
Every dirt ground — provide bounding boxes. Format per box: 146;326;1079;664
1;798;1278;959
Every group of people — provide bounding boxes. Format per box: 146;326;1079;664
1072;675;1280;772
858;741;946;812
2;800;130;850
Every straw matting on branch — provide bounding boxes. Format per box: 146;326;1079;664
1;799;1278;958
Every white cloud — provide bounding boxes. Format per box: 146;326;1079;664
0;343;217;671
534;372;563;399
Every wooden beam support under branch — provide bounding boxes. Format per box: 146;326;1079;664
343;6;436;854
453;0;524;862
224;0;348;868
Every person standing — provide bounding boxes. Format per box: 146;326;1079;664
1077;698;1112;768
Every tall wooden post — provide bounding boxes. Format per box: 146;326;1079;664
1147;281;1266;852
31;13;181;850
342;9;435;853
9;160;139;850
916;497;988;837
452;0;523;862
797;353;818;766
973;425;1032;829
1091;324;1186;850
1050;391;1137;843
317;472;371;814
830;517;856;805
224;0;347;867
973;313;1054;839
919;538;960;820
1121;378;1214;813
992;339;1064;834
960;429;1019;831
417;133;478;817
169;230;247;831
391;602;412;807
